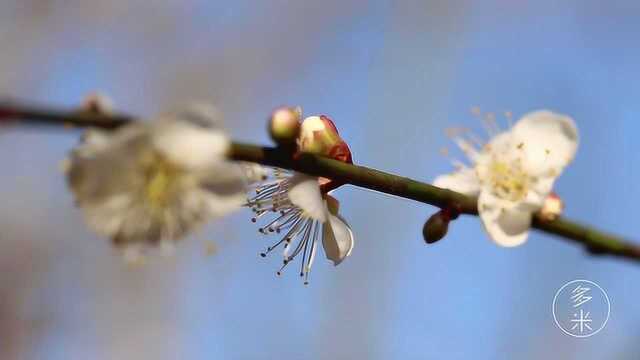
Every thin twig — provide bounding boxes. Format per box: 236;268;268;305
2;101;639;263
0;100;131;129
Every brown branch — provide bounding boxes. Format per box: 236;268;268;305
2;101;639;263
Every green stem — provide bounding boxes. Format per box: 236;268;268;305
2;101;639;263
230;143;640;262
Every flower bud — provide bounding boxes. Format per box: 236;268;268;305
81;92;114;114
540;192;563;221
299;115;352;163
423;210;450;244
269;106;301;146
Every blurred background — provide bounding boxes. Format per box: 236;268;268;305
1;1;639;359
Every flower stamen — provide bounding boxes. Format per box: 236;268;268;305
487;160;530;202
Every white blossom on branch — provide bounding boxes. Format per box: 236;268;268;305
66;103;249;260
434;110;579;247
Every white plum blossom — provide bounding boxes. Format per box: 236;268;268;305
247;170;354;284
434;110;579;247
66;103;249;258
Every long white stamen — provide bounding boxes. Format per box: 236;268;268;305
249;167;327;283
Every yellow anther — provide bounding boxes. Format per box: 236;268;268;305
488;161;529;202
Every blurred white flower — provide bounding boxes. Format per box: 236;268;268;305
247;171;353;284
434;110;578;247
66;103;248;258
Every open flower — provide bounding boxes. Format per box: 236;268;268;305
247;114;354;284
434;110;578;247
66;103;248;259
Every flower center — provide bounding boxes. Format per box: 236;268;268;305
140;151;185;209
487;160;529;202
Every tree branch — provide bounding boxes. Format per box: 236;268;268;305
2;101;639;263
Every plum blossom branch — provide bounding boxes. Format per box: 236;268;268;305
230;143;640;262
1;101;639;263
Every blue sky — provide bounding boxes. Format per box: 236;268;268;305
1;1;639;359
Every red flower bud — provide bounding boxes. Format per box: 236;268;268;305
299;115;352;163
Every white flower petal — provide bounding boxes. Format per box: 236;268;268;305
240;163;268;184
81;129;112;149
153;122;229;170
74;125;145;159
173;103;225;129
484;131;513;155
531;176;555;197
201;162;249;193
478;191;531;247
322;213;354;265
511;110;578;176
433;167;481;196
197;162;248;216
300;115;326;140
202;191;247;217
287;174;327;222
474;131;515;179
152;104;229;170
82;194;132;237
519;176;556;211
